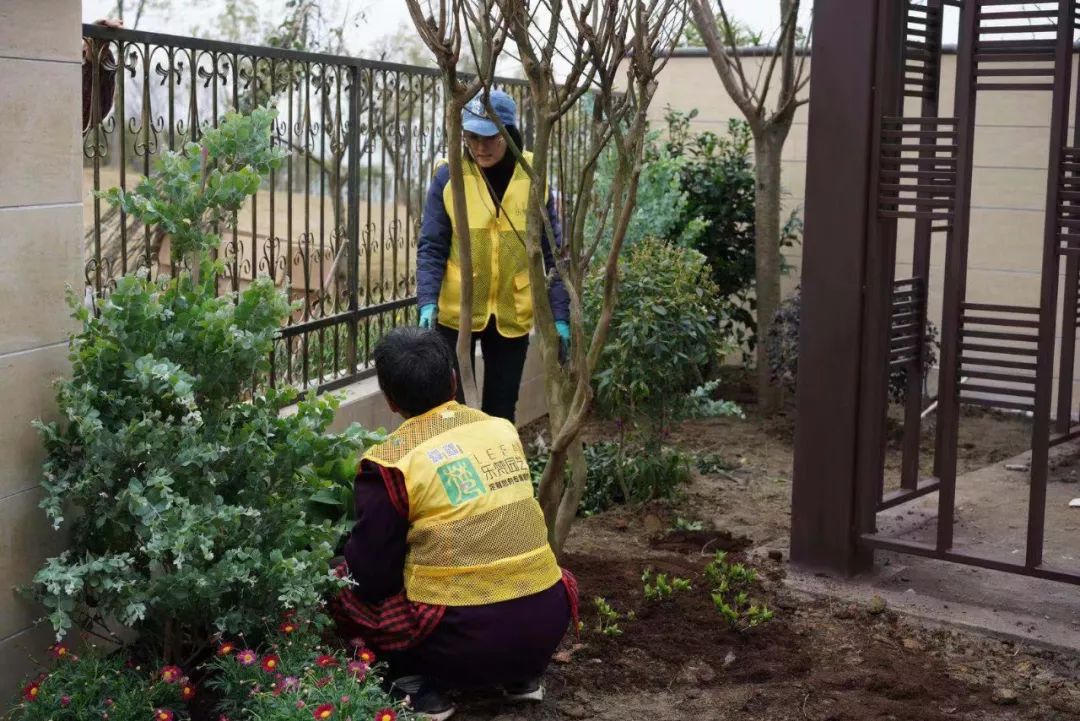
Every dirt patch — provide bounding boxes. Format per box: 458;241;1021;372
493;379;1071;721
648;528;751;554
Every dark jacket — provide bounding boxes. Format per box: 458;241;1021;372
415;162;571;323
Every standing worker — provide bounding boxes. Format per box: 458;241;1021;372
417;90;570;423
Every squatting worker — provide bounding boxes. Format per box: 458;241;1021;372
330;328;578;721
416;89;570;423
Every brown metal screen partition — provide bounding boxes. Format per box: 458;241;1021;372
792;0;1080;586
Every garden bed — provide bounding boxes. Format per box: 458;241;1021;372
486;397;1078;721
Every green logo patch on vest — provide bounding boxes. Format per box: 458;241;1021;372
436;458;488;506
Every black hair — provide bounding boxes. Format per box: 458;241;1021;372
373;327;456;417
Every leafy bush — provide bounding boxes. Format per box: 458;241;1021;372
30;107;376;660
205;618;412;721
529;440;693;516
587;238;740;441
765;291;939;403
590;109;801;350
663;111;802;352
7;644;193;721
705;552;774;633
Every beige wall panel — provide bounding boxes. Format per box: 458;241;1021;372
0;57;82;208
0;487;67;641
0;0;81;63
0;204;82;355
0;345;69;499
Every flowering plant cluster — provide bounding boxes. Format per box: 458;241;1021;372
206;616;413;721
28;107;381;661
9;645;194;721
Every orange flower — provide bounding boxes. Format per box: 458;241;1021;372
154;709;175;721
373;709;396;721
279;621;298;634
357;649;376;665
217;642;236;656
260;655;281;673
159;666;183;684
48;643;70;659
313;703;335;720
181;683;196;702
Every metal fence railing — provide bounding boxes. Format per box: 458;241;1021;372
82;24;591;394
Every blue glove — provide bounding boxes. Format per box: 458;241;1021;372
555;321;571;364
419;304;437;329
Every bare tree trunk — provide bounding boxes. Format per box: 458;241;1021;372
753;128;785;415
444;103;481;407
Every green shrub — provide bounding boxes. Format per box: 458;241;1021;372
663;111;802;352
30;107;377;661
590;109;801;351
7;644;192;721
587;238;740;443
529;440;693;515
765;291;939;403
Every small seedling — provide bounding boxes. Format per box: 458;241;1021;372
593;596;625;636
695;452;740;475
642;567;693;602
705;551;775;632
674;516;705;532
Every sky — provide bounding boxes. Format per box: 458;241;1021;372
81;1;835;57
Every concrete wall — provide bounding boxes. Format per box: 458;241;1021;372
655;50;1080;410
0;0;83;697
325;336;549;435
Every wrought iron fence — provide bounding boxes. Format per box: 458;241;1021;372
82;23;591;394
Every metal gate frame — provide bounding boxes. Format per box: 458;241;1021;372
792;0;1080;586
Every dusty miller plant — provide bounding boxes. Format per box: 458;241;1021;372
406;0;690;555
31;107;371;662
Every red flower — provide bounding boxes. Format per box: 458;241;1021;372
373;709;397;721
181;683;196;702
346;660;368;680
160;666;183;684
154;709;175;721
217;642;236;656
315;676;333;688
61;696;72;707
279;621;298;635
48;643;71;660
236;649;258;666
315;654;339;668
260;655;281;673
313;703;335;720
21;682;41;703
357;649;376;665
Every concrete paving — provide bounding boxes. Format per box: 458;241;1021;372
785;441;1080;654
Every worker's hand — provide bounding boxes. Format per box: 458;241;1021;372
419;304;437;329
555;321;571;364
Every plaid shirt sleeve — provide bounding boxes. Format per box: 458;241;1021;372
332;461;445;651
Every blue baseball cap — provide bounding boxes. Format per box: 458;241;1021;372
462;90;517;137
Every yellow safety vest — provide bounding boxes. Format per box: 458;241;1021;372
362;401;562;606
436;153;542;338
